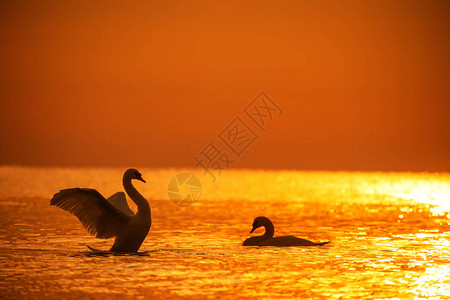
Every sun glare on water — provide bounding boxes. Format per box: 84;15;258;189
359;173;450;217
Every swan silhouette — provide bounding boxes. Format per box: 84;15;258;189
243;216;330;247
50;168;151;252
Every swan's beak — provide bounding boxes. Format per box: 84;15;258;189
250;226;256;233
138;176;146;183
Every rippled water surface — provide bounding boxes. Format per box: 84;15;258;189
1;167;449;299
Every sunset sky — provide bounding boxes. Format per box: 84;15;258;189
1;1;449;171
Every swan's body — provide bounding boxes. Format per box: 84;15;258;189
243;216;330;247
50;168;151;252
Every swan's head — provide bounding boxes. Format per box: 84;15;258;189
250;216;269;233
125;168;146;183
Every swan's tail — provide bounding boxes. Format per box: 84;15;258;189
316;241;331;246
87;245;101;252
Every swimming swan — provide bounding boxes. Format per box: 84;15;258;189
50;168;151;252
243;216;330;247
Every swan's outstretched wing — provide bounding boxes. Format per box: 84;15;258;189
106;192;135;217
50;188;131;239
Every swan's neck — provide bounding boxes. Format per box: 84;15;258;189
262;220;274;239
123;176;150;217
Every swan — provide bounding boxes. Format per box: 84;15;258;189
243;216;330;247
50;168;151;252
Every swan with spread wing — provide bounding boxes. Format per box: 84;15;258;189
50;168;151;252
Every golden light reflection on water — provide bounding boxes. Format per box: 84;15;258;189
0;167;449;298
358;172;450;216
410;265;450;298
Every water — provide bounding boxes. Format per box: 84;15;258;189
0;167;449;299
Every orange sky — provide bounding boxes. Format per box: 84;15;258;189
0;1;449;171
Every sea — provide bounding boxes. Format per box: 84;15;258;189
0;166;449;299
